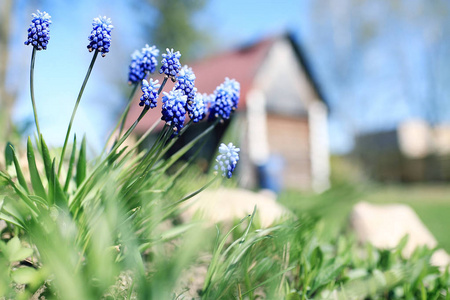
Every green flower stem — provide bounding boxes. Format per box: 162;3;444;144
158;77;168;94
58;50;99;177
104;82;139;152
104;77;168;155
29;48;41;138
69;107;149;211
129;119;161;152
157;119;219;165
119;76;167;138
118;83;139;135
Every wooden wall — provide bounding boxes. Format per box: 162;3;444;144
266;114;311;189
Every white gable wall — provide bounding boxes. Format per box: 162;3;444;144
245;37;330;191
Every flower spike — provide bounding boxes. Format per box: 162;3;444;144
187;93;206;123
141;44;159;74
87;16;113;57
139;79;160;109
159;48;182;82
128;50;145;84
161;89;187;133
24;10;52;50
208;78;240;121
215;143;240;178
175;65;196;103
128;45;159;84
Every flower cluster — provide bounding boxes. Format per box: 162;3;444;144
215;143;240;178
128;45;159;84
141;45;159;74
222;78;240;110
128;51;145;84
159;48;182;82
161;90;187;133
208;86;232;121
139;79;160;109
175;66;197;103
24;10;52;51
87;16;113;57
208;78;240;122
187;93;206;123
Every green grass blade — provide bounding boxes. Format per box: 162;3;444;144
202;215;251;295
64;135;77;192
40;134;52;180
10;146;30;194
4;142;13;166
0;212;24;229
76;135;87;187
51;159;68;208
48;159;68;207
27;137;47;201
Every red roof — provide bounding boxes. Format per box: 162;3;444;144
124;36;276;134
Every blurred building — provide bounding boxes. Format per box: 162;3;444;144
126;33;330;192
354;119;450;181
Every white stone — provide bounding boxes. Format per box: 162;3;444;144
351;201;450;269
180;188;292;228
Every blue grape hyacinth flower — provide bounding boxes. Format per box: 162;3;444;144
202;93;215;109
87;16;113;57
128;45;159;84
208;78;240;121
159;48;182;82
175;65;196;103
141;44;159;74
128;50;145;84
215;143;240;179
161;89;187;133
24;10;52;51
222;77;240;110
139;79;160;109
187;93;206;123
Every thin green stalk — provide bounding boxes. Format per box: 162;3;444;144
102;83;139;154
69;107;149;211
29;48;41;138
118;83;139;136
157;77;168;94
58;50;99;177
129;119;161;152
155;119;219;173
103;77;168;155
164;176;219;210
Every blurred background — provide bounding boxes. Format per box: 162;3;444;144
1;0;450;249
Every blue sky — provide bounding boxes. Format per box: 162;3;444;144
12;0;314;153
11;0;448;154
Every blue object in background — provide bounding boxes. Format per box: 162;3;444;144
258;154;284;194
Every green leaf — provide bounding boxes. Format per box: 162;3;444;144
40;135;53;181
5;236;20;255
310;246;324;269
6;237;33;262
49;159;67;208
0;212;24;229
11;267;38;284
76;135;86;187
29;195;48;207
4;142;13;166
11;146;30;194
64;135;77;192
160;222;198;242
27;137;47;201
285;292;301;300
10;248;33;262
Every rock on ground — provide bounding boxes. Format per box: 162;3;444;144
180;188;292;228
350;201;450;268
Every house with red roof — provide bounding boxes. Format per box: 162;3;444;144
125;33;330;192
